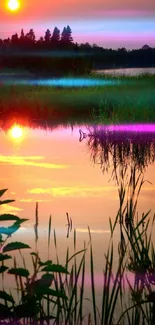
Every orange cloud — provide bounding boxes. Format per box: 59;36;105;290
0;156;68;169
28;186;117;197
20;198;53;203
0;204;23;214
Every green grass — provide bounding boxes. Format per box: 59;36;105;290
0;73;155;124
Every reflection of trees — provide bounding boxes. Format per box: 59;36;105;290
79;126;154;235
79;126;155;173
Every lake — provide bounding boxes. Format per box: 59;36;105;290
1;121;155;322
92;67;155;76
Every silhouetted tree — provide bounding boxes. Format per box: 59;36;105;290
18;29;25;47
51;27;60;49
25;29;35;43
44;29;51;44
20;29;25;40
66;25;73;43
142;44;151;50
38;37;44;44
0;25;155;74
11;33;19;46
51;27;60;42
61;25;73;45
3;38;10;46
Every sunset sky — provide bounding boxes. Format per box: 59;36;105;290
0;0;155;49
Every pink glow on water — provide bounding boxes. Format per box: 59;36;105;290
93;124;155;133
76;272;136;288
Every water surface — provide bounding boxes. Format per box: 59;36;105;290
92;67;155;76
0;122;155;318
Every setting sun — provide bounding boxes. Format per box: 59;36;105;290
7;0;20;11
10;125;23;139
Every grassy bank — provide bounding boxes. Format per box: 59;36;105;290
0;165;155;324
0;73;155;124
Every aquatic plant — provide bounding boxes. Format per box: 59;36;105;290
1;163;155;324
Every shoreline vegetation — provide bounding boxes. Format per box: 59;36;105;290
0;73;155;124
0;165;155;325
0;27;155;74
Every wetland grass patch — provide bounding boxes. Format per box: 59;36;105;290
0;74;155;124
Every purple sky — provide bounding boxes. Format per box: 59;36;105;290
0;0;155;49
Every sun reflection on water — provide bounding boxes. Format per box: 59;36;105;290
9;124;23;140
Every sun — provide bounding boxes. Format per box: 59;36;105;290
7;0;20;11
10;125;23;139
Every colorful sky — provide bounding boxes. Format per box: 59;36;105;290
0;0;155;49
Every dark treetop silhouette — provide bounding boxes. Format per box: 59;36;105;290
0;26;155;75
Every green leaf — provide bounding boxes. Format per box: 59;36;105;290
36;287;68;299
41;264;69;274
0;303;13;318
38;260;52;267
0;223;20;235
14;301;39;319
3;242;31;253
0;189;8;197
0;291;15;303
30;252;39;257
18;218;29;224
8;268;30;278
0;214;20;222
38;273;54;287
46;288;68;299
0;233;3;243
0;253;12;262
0;199;15;205
0;265;8;273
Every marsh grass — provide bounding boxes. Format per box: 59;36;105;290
0;74;155;124
0;164;155;324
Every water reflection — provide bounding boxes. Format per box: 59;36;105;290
9;125;23;139
0;120;155;322
79;124;155;248
93;67;155;76
79;124;155;172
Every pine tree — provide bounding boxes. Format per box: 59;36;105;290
51;27;60;42
66;25;73;43
61;27;67;43
44;29;51;43
61;26;73;44
20;29;25;40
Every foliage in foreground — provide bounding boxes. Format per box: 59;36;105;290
0;167;155;325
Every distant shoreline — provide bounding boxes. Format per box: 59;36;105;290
1;66;155;79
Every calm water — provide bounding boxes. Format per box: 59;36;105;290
92;67;155;76
1;122;155;319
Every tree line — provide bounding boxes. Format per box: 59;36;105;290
0;26;74;50
0;26;155;75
